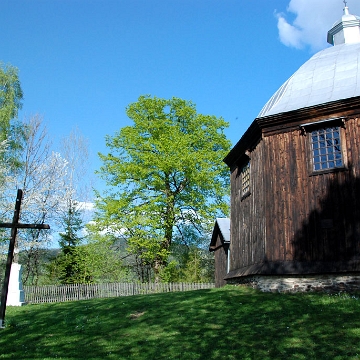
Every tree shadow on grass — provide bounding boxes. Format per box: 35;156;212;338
1;287;360;359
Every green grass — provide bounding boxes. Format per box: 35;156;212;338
1;286;360;359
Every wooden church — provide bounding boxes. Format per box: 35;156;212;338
212;6;360;291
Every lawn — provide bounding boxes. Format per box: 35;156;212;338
1;286;360;360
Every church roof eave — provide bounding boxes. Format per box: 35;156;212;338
209;218;230;251
223;119;262;169
224;96;360;169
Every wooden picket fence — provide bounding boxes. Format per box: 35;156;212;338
23;282;215;304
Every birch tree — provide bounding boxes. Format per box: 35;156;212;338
0;63;23;141
51;128;92;284
0;115;68;284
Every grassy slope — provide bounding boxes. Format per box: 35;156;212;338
1;286;360;360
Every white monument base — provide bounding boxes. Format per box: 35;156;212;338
6;263;26;306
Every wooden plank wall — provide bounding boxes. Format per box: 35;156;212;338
230;115;360;273
264;117;360;263
230;139;266;271
213;234;229;287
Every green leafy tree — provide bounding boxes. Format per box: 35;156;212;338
0;64;24;265
47;232;132;284
176;246;214;283
74;236;133;283
167;225;215;283
0;63;24;171
0;63;24;254
95;95;231;281
0;63;23;140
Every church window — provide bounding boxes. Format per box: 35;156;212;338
241;161;250;196
311;127;343;171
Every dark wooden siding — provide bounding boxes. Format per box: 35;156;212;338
228;114;360;278
264;117;360;264
230;139;266;272
263;129;308;263
212;234;229;287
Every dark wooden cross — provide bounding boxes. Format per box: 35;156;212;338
0;189;50;328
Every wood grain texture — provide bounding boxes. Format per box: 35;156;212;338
225;99;360;280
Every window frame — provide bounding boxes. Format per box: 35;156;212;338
300;118;347;176
237;159;251;201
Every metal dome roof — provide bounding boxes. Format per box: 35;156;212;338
258;42;360;118
258;6;360;119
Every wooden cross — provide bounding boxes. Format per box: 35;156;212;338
0;189;50;328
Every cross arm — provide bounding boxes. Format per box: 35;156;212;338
0;223;50;229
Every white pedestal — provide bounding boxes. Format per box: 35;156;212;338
6;263;26;306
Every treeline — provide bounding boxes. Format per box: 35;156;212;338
5;241;215;286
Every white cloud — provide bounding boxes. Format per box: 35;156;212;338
276;14;303;49
85;220;126;237
276;0;360;51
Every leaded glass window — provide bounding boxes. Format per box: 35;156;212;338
241;162;250;195
311;127;343;171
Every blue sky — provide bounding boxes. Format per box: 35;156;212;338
2;0;359;195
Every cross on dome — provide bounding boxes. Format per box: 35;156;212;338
327;3;360;45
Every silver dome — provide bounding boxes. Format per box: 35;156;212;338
258;42;360;118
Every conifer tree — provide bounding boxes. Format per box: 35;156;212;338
56;200;84;284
